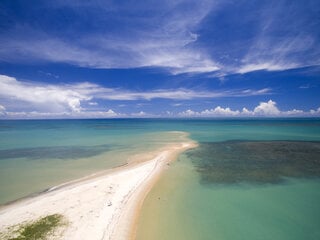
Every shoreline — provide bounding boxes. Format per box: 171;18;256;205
0;136;197;240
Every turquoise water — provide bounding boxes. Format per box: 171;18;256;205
136;118;320;240
1;119;320;239
0;119;185;204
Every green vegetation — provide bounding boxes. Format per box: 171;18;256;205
0;214;67;240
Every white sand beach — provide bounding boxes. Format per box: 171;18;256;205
0;140;196;240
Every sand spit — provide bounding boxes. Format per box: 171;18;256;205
0;140;197;240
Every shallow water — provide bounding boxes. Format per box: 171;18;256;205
137;154;320;240
1;119;320;239
136;119;320;240
0;119;184;204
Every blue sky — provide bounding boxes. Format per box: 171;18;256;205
0;0;319;118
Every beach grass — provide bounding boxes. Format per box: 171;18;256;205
0;214;66;240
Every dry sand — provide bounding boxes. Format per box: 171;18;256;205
0;139;197;240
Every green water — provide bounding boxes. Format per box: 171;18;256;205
1;119;320;239
136;119;320;240
0;119;184;204
137;154;320;240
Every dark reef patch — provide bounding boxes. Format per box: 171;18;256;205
186;141;320;184
0;144;112;160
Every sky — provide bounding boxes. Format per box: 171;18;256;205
0;0;319;119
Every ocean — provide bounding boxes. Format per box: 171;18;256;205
0;119;320;239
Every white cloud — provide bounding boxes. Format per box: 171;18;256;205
0;74;90;112
0;104;5;112
105;109;118;117
0;74;272;114
0;104;6;116
96;88;272;101
299;85;310;89
179;106;240;117
253;100;280;115
140;48;219;74
284;109;304;115
179;109;199;117
201;106;240;116
3;109;123;119
131;111;149;117
0;74;318;119
2;101;320;119
0;32;221;74
178;100;319;118
240;88;271;95
74;109;124;118
1;1;319;76
310;107;320;115
0;1;221;74
178;100;284;117
236;4;320;75
241;107;253;115
172;103;183;107
237;62;299;74
88;102;98;106
98;89;222;100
